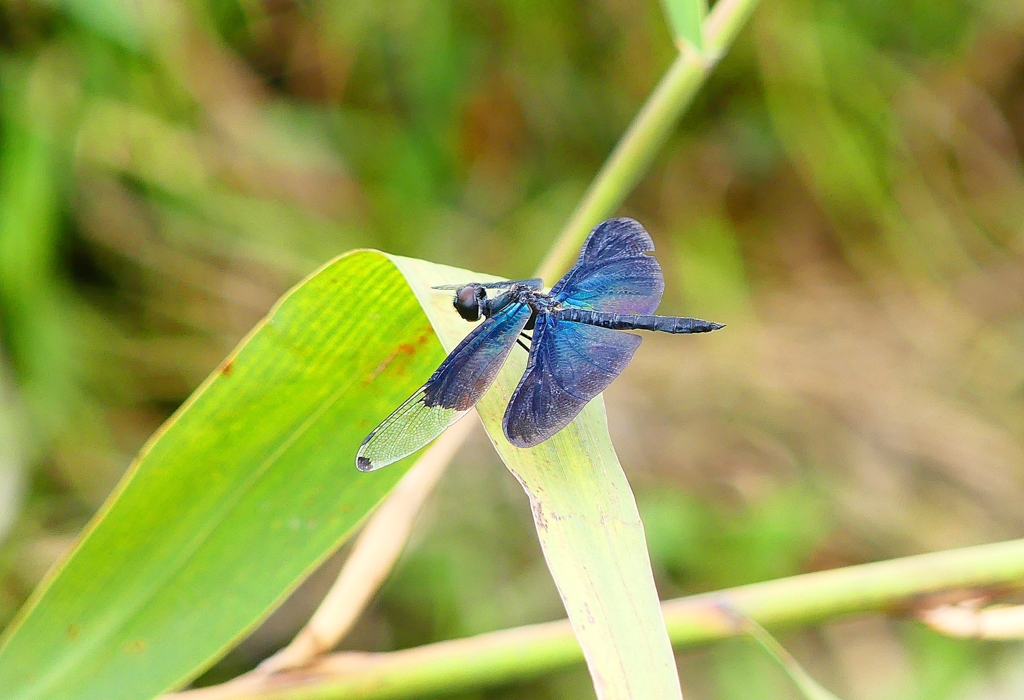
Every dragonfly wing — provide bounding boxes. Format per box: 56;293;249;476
355;387;466;472
551;217;664;315
432;278;543;290
357;302;532;471
503;313;641;448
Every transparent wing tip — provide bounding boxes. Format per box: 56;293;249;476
356;431;384;471
356;446;395;472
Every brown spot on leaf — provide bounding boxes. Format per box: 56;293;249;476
65;624;79;640
364;348;401;385
532;499;548;531
364;339;426;385
221;360;234;377
127;639;147;653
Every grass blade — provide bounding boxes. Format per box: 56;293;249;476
392;256;683;700
0;250;682;700
660;0;707;51
735;612;844;700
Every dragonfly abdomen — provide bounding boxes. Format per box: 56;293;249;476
553;308;723;334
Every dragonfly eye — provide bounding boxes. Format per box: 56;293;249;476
453;285;483;322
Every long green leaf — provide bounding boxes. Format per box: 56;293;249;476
660;0;706;51
0;249;681;700
0;251;447;700
392;256;682;700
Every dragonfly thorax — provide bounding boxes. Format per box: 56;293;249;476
454;283;550;323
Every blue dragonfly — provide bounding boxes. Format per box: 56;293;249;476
356;218;723;471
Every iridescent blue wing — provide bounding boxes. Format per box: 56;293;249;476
357;302;532;471
551;217;664;315
502;313;641;448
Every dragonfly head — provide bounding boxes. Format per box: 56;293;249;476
453;284;487;322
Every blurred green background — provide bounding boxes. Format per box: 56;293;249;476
1;0;1024;697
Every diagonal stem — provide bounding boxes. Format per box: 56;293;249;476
254;418;476;675
536;0;763;284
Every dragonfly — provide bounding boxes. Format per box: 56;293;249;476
356;217;723;471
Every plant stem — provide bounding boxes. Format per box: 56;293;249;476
170;537;1024;700
535;0;762;283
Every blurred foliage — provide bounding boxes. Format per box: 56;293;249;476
1;0;1024;698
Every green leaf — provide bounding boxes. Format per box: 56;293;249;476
392;256;683;700
660;0;707;51
0;251;446;700
0;250;681;700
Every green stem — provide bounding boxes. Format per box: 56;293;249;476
173;537;1024;700
535;0;762;283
